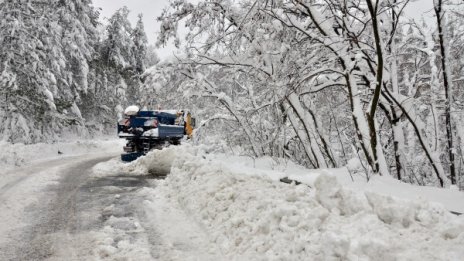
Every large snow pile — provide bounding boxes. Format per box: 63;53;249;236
135;145;464;260
209;153;464;214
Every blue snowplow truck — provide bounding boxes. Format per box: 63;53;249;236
117;106;195;162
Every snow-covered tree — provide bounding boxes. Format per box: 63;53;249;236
132;14;148;74
151;0;464;188
85;7;149;126
0;1;150;142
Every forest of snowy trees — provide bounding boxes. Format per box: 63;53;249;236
149;0;464;189
0;0;158;143
1;0;464;189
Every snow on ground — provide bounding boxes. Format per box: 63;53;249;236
92;152;224;260
0;137;124;187
2;140;463;260
209;153;464;214
0;138;123;168
117;144;464;260
0;137;123;170
0;137;123;248
0;154;117;249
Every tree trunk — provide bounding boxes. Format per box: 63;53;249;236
435;0;456;184
287;93;328;168
284;101;318;167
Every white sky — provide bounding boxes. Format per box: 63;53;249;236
92;0;434;60
404;0;435;23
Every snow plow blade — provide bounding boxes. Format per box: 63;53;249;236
121;152;145;162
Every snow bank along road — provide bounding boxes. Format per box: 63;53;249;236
1;142;464;260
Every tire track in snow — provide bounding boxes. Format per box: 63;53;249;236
3;156;168;260
0;155;90;200
3;156;114;260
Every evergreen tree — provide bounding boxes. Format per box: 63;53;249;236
0;0;101;142
132;14;148;74
101;6;134;70
0;0;59;143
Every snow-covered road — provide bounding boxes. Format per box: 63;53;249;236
0;152;221;260
0;155;118;260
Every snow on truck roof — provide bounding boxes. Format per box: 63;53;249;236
124;106;181;116
124;105;140;116
155;110;179;115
